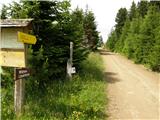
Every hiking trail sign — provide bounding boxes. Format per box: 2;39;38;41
15;68;31;80
18;32;37;44
0;19;36;117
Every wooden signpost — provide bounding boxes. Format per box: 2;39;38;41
14;67;31;116
14;32;37;116
0;19;36;117
67;42;76;80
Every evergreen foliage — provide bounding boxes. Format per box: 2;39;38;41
1;0;100;85
106;1;160;72
84;9;100;50
0;5;8;19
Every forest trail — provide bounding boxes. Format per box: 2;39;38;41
100;50;160;120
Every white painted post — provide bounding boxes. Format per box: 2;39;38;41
70;42;73;66
67;42;73;80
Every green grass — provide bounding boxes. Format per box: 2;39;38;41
2;53;107;120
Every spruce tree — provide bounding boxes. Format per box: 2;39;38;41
84;10;100;50
1;5;8;19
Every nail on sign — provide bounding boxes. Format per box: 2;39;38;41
15;68;30;80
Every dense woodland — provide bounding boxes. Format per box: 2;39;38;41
106;1;160;72
1;0;101;86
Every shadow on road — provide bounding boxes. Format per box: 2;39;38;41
98;49;115;56
100;52;114;56
104;72;120;84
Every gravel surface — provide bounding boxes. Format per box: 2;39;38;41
101;50;160;120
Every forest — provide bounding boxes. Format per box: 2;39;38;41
1;1;107;120
106;1;160;72
1;0;101;86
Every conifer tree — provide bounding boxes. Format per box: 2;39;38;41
106;1;160;72
84;9;100;50
1;5;8;19
137;1;149;18
129;1;137;21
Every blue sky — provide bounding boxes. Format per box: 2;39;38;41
1;0;140;42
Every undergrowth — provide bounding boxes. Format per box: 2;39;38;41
1;53;107;120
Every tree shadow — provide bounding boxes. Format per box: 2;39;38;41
100;52;114;56
98;49;115;56
97;49;110;52
104;72;120;84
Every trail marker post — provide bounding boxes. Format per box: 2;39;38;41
67;42;76;80
70;42;73;67
0;19;36;117
14;33;36;116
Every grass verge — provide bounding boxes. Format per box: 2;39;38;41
2;53;107;120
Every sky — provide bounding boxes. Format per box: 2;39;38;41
1;0;140;42
71;0;140;42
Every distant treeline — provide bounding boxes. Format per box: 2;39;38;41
1;0;102;86
106;1;160;71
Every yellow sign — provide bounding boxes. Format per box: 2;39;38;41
0;50;25;67
18;32;37;44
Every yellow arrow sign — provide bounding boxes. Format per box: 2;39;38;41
18;32;37;44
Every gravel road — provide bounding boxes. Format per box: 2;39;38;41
101;50;160;120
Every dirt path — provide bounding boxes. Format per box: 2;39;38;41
101;50;160;120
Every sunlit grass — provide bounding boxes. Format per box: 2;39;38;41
2;53;107;120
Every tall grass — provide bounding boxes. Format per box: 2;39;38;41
1;53;107;120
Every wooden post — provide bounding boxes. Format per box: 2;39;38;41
14;44;27;116
70;42;73;80
14;69;23;117
67;42;73;80
70;42;73;66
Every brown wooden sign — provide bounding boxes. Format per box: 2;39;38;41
15;68;30;80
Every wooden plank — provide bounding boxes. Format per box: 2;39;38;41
1;28;24;49
0;50;25;67
1;48;24;52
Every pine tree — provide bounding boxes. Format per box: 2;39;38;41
137;1;149;18
115;8;128;37
123;17;142;59
138;6;160;64
129;1;137;21
106;0;160;72
106;30;117;51
7;1;91;85
84;9;100;50
115;18;130;53
1;5;8;19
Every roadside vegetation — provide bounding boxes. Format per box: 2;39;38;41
2;53;107;120
1;0;106;119
106;1;160;72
